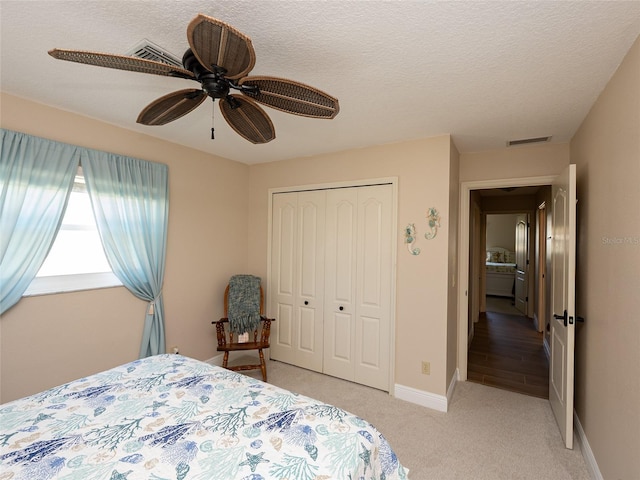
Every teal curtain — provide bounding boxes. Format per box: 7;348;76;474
0;129;78;314
81;151;169;358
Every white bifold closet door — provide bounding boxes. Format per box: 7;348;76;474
270;184;392;391
270;190;326;372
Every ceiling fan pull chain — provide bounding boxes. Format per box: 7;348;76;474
211;104;215;140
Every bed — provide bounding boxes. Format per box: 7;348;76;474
485;247;516;297
0;354;408;480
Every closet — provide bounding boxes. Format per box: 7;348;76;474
269;183;393;391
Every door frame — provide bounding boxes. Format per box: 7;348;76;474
536;202;547;334
267;177;399;392
457;175;556;381
514;213;530;316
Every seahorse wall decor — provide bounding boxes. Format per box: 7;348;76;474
425;207;441;240
404;223;420;255
404;208;441;255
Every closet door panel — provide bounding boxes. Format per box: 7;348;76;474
359;315;381;366
360;196;385;305
334;198;356;303
323;189;357;379
270;193;298;364
294;191;325;371
276;304;294;348
355;185;392;390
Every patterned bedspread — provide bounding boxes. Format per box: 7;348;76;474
0;354;408;480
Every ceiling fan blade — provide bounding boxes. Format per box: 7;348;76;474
137;89;207;126
187;14;255;80
239;76;339;119
219;94;275;144
48;49;194;79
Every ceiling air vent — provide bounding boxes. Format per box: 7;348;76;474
507;136;552;147
126;39;182;68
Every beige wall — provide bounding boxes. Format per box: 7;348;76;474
486;214;518;250
247;136;457;396
460;142;570;182
0;93;249;402
570;36;640;480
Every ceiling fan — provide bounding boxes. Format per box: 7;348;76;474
48;13;339;144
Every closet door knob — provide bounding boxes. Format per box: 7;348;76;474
304;300;309;305
339;306;344;311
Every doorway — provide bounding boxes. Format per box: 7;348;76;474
469;207;548;397
457;176;556;386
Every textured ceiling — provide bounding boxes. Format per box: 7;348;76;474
1;1;639;165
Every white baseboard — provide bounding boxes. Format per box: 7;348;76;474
574;411;603;480
394;383;449;412
212;349;456;414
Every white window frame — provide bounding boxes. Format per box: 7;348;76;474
23;167;123;296
24;272;123;296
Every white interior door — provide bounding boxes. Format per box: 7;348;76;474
514;214;529;314
549;164;577;449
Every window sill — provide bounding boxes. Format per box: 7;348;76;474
23;272;123;296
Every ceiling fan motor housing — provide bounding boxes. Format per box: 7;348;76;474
182;49;231;99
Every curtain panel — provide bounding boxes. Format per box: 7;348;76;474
0;129;169;358
0;129;78;314
81;151;169;358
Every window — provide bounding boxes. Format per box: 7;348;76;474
24;168;122;296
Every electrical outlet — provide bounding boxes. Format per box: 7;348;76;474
421;361;430;375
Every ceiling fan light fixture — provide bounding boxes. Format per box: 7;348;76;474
507;136;552;147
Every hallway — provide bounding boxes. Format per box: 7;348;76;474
468;297;549;398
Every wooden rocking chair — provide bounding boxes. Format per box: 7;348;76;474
211;282;275;381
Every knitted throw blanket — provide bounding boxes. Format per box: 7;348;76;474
227;275;261;334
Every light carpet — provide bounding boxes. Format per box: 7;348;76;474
233;357;592;480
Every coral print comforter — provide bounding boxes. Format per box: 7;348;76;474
0;354;408;480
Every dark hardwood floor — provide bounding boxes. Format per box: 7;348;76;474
468;299;549;398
